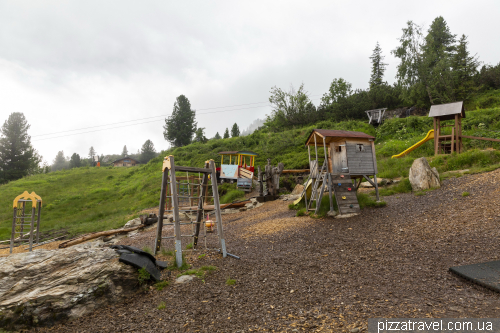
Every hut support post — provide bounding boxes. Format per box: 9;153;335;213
36;201;41;244
307;146;311;171
451;127;455;153
373;174;380;202
455;114;460;153
314;134;318;165
433;117;438;155
210;160;226;257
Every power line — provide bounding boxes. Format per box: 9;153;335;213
32;96;323;141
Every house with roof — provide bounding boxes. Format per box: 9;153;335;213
112;156;140;167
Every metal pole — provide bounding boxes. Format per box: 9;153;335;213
154;160;170;255
210;160;226;257
169;156;183;267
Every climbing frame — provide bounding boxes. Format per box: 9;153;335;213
10;191;42;253
154;156;227;267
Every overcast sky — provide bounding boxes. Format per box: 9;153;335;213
1;1;499;165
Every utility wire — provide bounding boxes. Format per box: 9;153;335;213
32;96;323;141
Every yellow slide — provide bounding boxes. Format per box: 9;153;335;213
391;130;434;158
293;178;314;205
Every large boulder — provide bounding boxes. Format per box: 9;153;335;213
409;157;440;191
0;246;138;328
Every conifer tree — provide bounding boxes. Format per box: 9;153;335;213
369;42;387;88
163;95;197;147
214;132;222;140
231;123;240;137
223;128;230;139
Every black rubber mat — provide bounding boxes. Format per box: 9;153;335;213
449;260;500;292
119;253;161;281
111;245;157;264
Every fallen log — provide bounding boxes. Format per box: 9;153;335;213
178;201;250;211
281;169;310;174
58;225;145;249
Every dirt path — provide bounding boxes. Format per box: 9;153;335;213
31;170;500;332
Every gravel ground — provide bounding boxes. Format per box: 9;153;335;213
31;169;500;332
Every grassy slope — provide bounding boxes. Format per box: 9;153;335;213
1;89;500;241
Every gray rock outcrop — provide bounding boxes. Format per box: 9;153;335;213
409;157;440;191
0;247;137;328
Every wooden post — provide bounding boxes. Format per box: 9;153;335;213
258;166;263;196
210;160;226;257
451;127;455;153
10;207;17;254
307;146;311;172
20;201;25;240
154;158;170;255
373;175;380;202
436;118;441;154
433;117;438;155
455;114;460;153
36;201;41;244
322;137;328;172
194;161;209;248
314;134;318;164
328;173;334;212
28;206;36;251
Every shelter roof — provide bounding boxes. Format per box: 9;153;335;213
428;101;465;120
305;129;375;146
111;156;140;164
218;151;258;156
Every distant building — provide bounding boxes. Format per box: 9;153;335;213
112;156;140;167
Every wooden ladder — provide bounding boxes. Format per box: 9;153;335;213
307;160;331;214
331;174;360;215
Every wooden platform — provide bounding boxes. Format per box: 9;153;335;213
331;174;360;215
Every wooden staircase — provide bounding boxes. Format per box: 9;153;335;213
331;173;360;215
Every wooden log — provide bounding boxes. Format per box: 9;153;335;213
59;225;145;248
461;135;500;143
281;169;310;174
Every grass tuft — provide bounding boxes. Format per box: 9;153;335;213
138;267;151;285
462;191;470;197
155;281;170;291
157;302;166;310
226;278;236;286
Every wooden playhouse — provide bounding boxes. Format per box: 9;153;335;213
302;129;380;216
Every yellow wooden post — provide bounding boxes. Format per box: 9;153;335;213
229;155;232;164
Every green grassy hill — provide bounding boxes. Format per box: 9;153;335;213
2;89;500;241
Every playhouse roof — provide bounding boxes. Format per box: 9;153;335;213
305;129;375;146
217;151;259;156
428;101;465;120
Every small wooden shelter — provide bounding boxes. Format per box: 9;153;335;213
429;101;465;155
112;156;140;167
302;129;379;216
216;151;258;191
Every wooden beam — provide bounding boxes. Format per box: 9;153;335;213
174;166;212;174
281;169;310;174
462;135;500;142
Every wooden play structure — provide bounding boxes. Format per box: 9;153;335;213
365;108;387;126
298;129;380;216
430;101;465;154
10;191;42;253
154;156;227;267
217;151;258;191
393;101;500;158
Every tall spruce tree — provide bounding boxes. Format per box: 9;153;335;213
0;112;38;183
231;123;240;137
163;95;197;147
193;128;208;143
214;132;222;140
140;139;156;163
69;153;81;169
52;151;67;171
223;128;230;139
369;42;388;88
121;145;128;157
452;34;480;101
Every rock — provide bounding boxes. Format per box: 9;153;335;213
291;184;304;195
123;217;141;228
221;208;239;215
409;157;440;191
359;178;386;188
239;207;247;212
175;275;195;284
249;198;263;209
350;328;360;333
335;213;359;219
0;247;137;329
245;203;254;209
327;210;338;217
